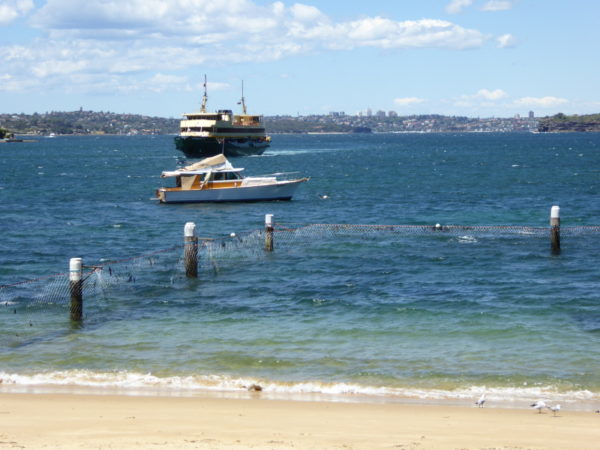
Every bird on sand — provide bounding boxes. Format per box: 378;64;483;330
475;393;486;408
530;400;546;413
549;404;561;416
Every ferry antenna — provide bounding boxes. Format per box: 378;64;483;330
200;74;208;113
240;80;247;115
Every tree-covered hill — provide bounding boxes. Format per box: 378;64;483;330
0;127;14;138
0;109;546;135
537;113;600;132
0;110;179;135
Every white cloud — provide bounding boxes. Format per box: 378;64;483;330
394;97;425;106
0;0;34;25
496;33;517;48
482;0;515;12
453;89;508;109
297;18;485;50
290;3;325;22
29;0;486;50
457;89;507;102
514;96;568;108
1;0;488;95
446;0;473;14
476;89;507;100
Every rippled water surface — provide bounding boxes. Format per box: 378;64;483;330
1;133;599;407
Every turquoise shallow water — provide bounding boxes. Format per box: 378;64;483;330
1;133;599;408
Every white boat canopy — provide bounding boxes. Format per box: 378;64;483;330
161;154;243;178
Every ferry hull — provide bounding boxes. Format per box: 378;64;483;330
174;136;269;158
158;179;306;203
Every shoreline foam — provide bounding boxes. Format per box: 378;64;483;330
1;369;598;412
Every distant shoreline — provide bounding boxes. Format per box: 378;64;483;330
8;130;600;139
2;111;599;135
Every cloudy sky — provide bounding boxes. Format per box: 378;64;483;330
1;0;599;117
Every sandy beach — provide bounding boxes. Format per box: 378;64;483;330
1;393;599;449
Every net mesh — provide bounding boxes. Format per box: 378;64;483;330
2;222;599;346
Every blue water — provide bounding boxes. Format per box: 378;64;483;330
1;133;599;408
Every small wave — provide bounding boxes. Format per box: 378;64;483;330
0;370;597;408
265;149;340;156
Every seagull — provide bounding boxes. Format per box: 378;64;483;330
549;404;561;416
530;400;546;413
475;393;486;408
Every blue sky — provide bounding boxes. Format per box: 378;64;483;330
1;0;599;118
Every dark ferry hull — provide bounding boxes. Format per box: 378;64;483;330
174;136;269;158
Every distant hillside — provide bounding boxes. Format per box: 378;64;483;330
537;113;600;132
264;114;536;133
264;117;371;133
0;110;179;136
1;110;540;135
0;127;14;138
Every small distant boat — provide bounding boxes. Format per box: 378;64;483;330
174;76;271;158
155;154;308;203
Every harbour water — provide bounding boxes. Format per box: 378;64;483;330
1;133;599;409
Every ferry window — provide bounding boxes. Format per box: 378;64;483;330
225;172;240;180
213;173;224;180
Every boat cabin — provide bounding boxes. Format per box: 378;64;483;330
233;115;262;126
161;155;247;191
175;170;244;189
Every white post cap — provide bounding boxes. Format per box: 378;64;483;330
69;257;83;282
551;205;560;219
265;214;274;227
184;222;196;237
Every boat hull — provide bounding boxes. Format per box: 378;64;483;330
174;136;269;158
158;179;306;203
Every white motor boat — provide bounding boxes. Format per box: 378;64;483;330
155;154;308;203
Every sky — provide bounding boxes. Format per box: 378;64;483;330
1;0;599;118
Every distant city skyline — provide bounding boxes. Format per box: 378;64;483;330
1;1;599;118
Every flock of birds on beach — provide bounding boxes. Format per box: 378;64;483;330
475;393;600;416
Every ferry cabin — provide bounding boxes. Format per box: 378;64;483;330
179;109;265;138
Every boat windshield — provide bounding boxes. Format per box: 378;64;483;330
212;171;242;181
234;115;261;126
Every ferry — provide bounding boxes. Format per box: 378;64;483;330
174;77;271;158
155;154;308;203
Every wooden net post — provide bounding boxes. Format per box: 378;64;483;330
184;222;198;278
265;214;274;252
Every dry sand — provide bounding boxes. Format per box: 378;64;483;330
0;393;599;449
